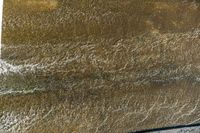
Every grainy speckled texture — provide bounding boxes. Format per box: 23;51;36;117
0;0;200;133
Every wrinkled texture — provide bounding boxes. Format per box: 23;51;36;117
1;0;200;133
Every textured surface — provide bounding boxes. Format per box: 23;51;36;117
0;0;200;133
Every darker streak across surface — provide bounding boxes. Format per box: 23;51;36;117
1;0;200;133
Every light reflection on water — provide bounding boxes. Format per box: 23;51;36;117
1;0;200;133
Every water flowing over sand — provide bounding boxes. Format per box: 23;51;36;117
1;0;200;133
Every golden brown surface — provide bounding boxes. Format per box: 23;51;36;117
1;0;200;133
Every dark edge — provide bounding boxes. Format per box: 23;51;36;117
129;123;200;133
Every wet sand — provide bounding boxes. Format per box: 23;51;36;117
1;0;200;133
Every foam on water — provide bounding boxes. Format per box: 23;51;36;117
0;59;23;75
0;87;45;96
0;58;53;75
0;60;51;95
0;59;49;95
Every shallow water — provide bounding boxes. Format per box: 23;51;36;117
1;0;200;133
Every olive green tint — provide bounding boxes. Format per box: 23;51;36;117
0;0;200;133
